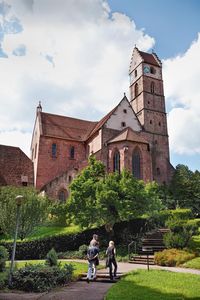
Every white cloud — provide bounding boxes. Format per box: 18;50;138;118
0;0;155;156
163;33;200;155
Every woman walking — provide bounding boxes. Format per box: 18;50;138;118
106;241;117;280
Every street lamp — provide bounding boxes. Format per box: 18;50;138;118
142;246;153;271
8;195;24;286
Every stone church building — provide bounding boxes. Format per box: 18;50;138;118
30;47;174;200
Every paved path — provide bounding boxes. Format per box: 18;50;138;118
1;261;200;300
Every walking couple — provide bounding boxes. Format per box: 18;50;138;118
86;234;117;282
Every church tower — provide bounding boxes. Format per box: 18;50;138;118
129;47;173;183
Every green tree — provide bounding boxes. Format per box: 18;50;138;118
67;156;105;228
168;165;200;215
67;158;162;233
0;186;49;240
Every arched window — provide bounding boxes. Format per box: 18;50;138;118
70;146;75;159
132;149;141;179
151;82;155;94
135;83;138;97
52;143;57;158
113;150;120;173
58;189;67;202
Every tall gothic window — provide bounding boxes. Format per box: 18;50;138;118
151;82;155;94
132;149;141;179
113;150;120;173
70;146;75;159
52;143;57;158
135;83;138;97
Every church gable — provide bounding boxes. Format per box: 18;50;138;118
104;96;142;132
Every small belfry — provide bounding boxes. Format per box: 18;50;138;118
30;46;174;200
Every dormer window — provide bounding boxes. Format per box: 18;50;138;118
121;122;126;127
123;109;127;114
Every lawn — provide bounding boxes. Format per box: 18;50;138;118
105;270;200;300
0;224;81;242
183;257;200;270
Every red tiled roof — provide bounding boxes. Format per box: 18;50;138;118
107;127;148;144
41;112;98;141
139;50;160;66
88;106;116;139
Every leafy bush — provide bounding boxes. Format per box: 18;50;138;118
11;263;74;292
0;271;8;289
0;245;9;272
78;244;88;255
154;248;195;267
48;202;68;226
164;217;199;249
46;248;58;266
149;209;193;228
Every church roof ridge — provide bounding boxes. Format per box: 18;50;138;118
107;126;148;145
41;111;98;125
88;95;129;139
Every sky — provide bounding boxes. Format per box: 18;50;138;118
0;0;200;171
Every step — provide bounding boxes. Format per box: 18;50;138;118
79;277;119;283
129;260;155;265
80;272;123;279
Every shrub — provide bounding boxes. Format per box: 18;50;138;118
48;202;68;226
0;271;8;289
46;248;58;266
154;248;195;267
164;217;199;249
78;244;88;255
164;232;187;249
0;245;9;272
11;263;74;292
149;209;193;228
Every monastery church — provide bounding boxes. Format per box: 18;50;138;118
30;47;174;200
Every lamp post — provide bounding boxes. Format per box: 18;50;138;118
8;195;24;286
142;246;153;271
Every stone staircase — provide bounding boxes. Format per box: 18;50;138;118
79;271;122;283
129;228;169;265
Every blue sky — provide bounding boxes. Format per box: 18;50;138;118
108;0;200;58
0;0;200;171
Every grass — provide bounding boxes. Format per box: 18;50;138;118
0;224;81;242
183;257;200;269
105;269;200;300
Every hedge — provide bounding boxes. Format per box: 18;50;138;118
0;218;147;260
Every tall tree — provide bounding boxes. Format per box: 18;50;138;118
0;186;49;240
67;158;162;232
168;164;200;215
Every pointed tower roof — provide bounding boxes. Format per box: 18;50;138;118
129;46;161;73
107;127;148;145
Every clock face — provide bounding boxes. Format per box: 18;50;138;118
143;66;150;74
